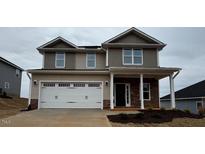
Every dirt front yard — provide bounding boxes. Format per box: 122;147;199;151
108;110;205;127
0;98;28;119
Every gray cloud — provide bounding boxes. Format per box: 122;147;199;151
0;27;204;98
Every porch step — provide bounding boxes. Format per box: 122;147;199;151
110;108;161;111
111;107;139;111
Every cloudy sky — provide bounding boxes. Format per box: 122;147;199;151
0;27;205;98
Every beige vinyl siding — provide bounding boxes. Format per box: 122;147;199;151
144;49;158;67
96;54;106;69
75;53;106;69
31;74;110;100
108;48;158;67
75;53;86;69
108;49;122;67
44;52;106;69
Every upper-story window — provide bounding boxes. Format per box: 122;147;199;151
123;49;143;65
55;52;65;68
86;53;96;68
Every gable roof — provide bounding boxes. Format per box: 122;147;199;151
37;36;78;49
161;80;205;100
103;27;166;45
37;28;166;53
0;57;24;71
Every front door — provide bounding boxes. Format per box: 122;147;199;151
115;84;126;106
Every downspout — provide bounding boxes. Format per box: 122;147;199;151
27;72;32;108
170;69;181;109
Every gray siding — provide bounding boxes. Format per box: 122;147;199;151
44;52;106;70
65;53;75;69
44;52;76;69
44;52;55;69
0;61;22;97
108;48;158;67
161;100;199;114
110;32;153;44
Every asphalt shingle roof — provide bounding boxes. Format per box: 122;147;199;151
161;80;205;99
0;56;24;71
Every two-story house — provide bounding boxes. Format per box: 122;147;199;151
0;56;23;98
28;27;181;110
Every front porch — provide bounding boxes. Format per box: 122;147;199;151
109;67;181;110
113;77;159;109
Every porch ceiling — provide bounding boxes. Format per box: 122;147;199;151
109;67;181;79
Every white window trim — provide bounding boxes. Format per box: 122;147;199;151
139;83;151;101
122;48;143;65
5;82;10;89
196;101;203;110
86;53;96;69
143;83;151;101
125;83;131;107
114;83;131;107
55;52;65;68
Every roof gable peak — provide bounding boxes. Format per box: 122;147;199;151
37;36;78;49
103;27;166;45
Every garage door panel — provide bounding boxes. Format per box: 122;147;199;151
40;82;102;108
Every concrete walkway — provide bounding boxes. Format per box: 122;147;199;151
0;109;111;127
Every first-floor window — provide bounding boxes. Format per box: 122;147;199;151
143;83;150;100
197;101;203;110
5;82;10;89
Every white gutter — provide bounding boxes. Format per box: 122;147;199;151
161;97;204;101
173;69;181;79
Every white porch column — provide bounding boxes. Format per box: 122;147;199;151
140;74;144;109
169;73;176;109
110;73;114;109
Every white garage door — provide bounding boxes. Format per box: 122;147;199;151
39;82;102;109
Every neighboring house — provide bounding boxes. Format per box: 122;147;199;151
28;27;181;110
161;80;205;114
0;57;23;97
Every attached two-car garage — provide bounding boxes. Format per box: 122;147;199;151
39;81;103;109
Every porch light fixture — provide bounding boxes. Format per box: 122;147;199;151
105;81;109;86
33;80;38;85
